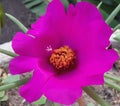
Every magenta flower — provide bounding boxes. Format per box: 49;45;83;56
9;0;118;105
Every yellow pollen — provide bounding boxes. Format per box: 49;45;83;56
50;46;76;70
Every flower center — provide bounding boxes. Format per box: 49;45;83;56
50;46;76;71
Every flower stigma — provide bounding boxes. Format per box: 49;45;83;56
50;46;76;72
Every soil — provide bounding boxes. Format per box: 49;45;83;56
0;0;37;44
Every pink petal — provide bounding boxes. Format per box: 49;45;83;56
62;2;110;49
26;0;67;55
42;49;118;104
82;49;119;76
75;2;102;22
43;81;82;105
27;0;67;54
63;19;115;66
12;32;40;57
9;56;38;75
76;20;115;65
42;70;103;105
12;32;61;60
28;0;66;37
20;67;50;103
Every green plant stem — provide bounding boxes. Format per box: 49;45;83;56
105;79;120;91
105;74;120;82
5;13;28;33
0;48;17;57
114;24;120;30
83;87;110;106
106;4;120;24
0;78;30;91
67;0;77;5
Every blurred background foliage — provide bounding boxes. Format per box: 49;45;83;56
88;0;120;27
22;0;120;28
0;0;120;30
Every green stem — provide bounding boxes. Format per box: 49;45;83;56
5;13;28;33
114;24;120;30
106;4;120;24
104;74;120;82
67;0;77;5
0;48;17;57
0;78;30;91
105;79;120;91
83;87;110;106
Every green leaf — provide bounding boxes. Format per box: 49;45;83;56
0;95;8;101
23;0;33;4
0;48;17;57
87;0;99;5
87;103;95;106
111;29;120;42
23;0;48;16
5;13;28;33
102;0;114;5
115;0;120;3
31;3;47;16
67;0;77;5
97;1;103;9
0;91;8;102
61;0;69;8
0;78;2;82
100;8;118;27
83;87;110;106
0;3;5;29
106;4;120;24
105;74;120;82
3;75;20;84
0;77;29;92
114;24;120;30
33;95;46;105
0;91;5;98
25;1;43;9
105;79;120;91
87;103;101;106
